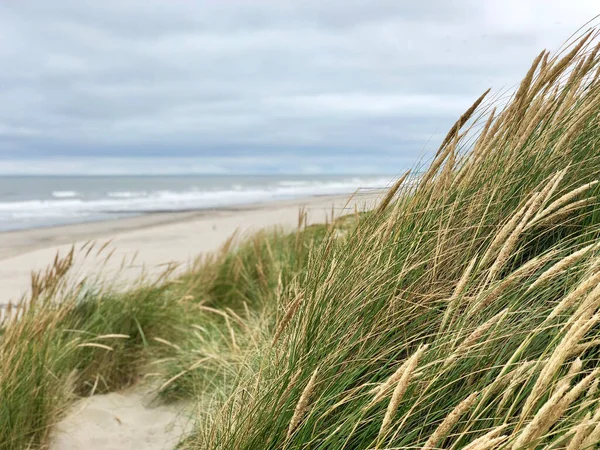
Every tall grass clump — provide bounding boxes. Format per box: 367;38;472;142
154;220;333;402
0;250;188;449
177;28;600;449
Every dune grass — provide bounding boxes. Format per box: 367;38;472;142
173;29;600;449
4;25;600;450
0;253;189;449
0;217;333;449
153;221;332;403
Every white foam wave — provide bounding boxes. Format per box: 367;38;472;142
0;177;394;229
107;191;148;199
52;191;79;198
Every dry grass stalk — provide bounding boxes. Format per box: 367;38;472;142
568;357;584;378
421;130;460;188
566;412;593;450
480;197;533;268
472;107;497;160
381;191;404;242
272;293;303;345
440;256;478;330
444;309;507;367
513;50;546;111
519;369;598;448
535;170;568;211
434;88;491;159
454;134;497;189
421;392;479;449
555;357;584;394
158;357;211;393
527;243;598;292
224;315;239;352
93;334;130;341
551;86;580;128
76;343;114;351
463;435;507;450
486;192;541;283
539;49;549;72
582;423;600;449
280;369;302;402
371;344;428;404
152;337;182;351
381;184;407;241
557;368;600;421
514;98;553;150
529;196;597;231
377;346;425;440
569;282;600;325
287;367;319;438
497;361;537;412
569;339;600;359
478;102;505;149
581;406;600;449
574;44;600;94
376;170;411;214
512;383;570;449
540;168;570;213
454;113;499;188
568;54;589;85
565;57;586;90
545;269;600;323
522;313;600;418
586;379;599;400
462;425;508;450
532;31;593;94
518;85;547;123
554;97;600;153
475;251;558;313
437;143;457;193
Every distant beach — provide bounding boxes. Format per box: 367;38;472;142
0;192;378;307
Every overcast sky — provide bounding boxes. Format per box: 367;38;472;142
0;1;598;175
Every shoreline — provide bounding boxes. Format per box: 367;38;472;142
0;192;378;261
0;191;379;306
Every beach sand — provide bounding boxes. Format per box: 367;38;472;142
0;192;377;449
0;192;376;308
50;386;194;450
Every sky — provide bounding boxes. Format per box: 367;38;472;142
0;1;598;175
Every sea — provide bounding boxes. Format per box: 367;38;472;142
0;175;394;232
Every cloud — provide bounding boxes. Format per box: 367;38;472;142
0;0;598;173
0;155;418;176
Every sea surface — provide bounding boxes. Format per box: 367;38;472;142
0;175;393;231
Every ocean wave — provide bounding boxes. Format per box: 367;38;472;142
52;191;79;198
0;177;394;229
107;191;148;199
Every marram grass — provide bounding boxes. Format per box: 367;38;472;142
176;28;600;449
3;25;600;450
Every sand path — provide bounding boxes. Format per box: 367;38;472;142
50;386;194;450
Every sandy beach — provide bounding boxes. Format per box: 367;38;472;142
0;193;376;308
